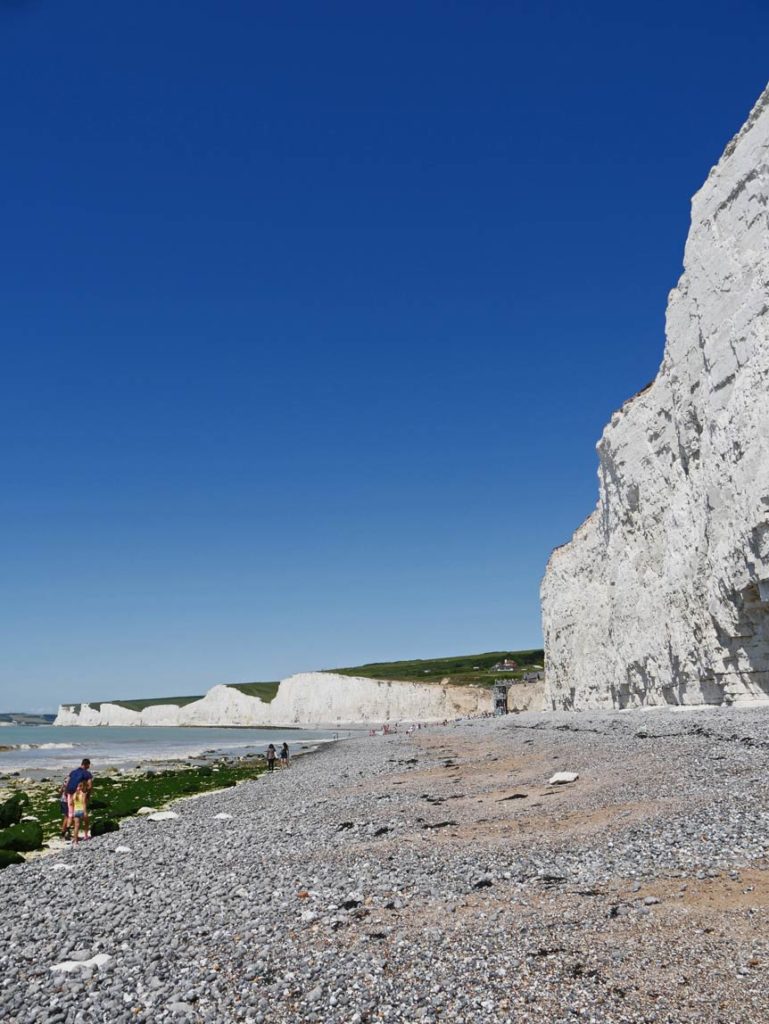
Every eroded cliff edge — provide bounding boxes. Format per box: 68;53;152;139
541;84;769;710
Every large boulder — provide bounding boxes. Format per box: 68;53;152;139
0;850;24;870
0;792;30;829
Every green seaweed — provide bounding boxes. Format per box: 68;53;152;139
0;756;269;868
17;757;269;844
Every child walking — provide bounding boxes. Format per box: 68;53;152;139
71;782;89;843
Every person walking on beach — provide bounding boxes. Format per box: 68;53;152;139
266;744;277;772
58;778;71;840
71;781;89;843
64;758;93;837
280;742;289;769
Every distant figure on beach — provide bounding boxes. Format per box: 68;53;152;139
71;782;89;843
58;778;71;839
64;758;92;841
266;744;276;772
280;742;289;769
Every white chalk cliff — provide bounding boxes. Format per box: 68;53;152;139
54;673;491;727
541;84;769;709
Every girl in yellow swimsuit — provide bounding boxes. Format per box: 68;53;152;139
71;783;89;844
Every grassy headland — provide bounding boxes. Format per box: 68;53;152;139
226;682;279;702
329;649;545;688
65;681;280;714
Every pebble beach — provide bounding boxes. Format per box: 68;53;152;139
3;707;769;1023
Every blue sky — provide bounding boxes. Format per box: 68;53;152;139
2;2;768;711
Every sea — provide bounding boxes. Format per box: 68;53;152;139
0;724;351;779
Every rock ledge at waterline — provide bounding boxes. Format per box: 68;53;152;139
541;83;769;710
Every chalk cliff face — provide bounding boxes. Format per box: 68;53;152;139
54;673;492;727
541;85;769;709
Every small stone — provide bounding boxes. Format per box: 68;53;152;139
548;772;579;785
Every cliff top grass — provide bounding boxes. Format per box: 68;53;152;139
66;682;279;713
111;695;204;712
329;649;545;688
226;682;280;703
65;695;205;714
62;655;542;713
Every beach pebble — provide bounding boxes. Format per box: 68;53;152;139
51;954;112;973
5;707;769;1024
147;811;179;821
547;771;579;785
213;812;233;820
67;949;93;962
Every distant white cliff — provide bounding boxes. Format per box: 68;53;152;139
54;672;492;727
541;83;769;709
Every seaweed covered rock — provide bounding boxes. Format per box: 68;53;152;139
0;820;44;852
0;792;29;829
103;794;143;818
0;849;24;869
91;819;120;837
